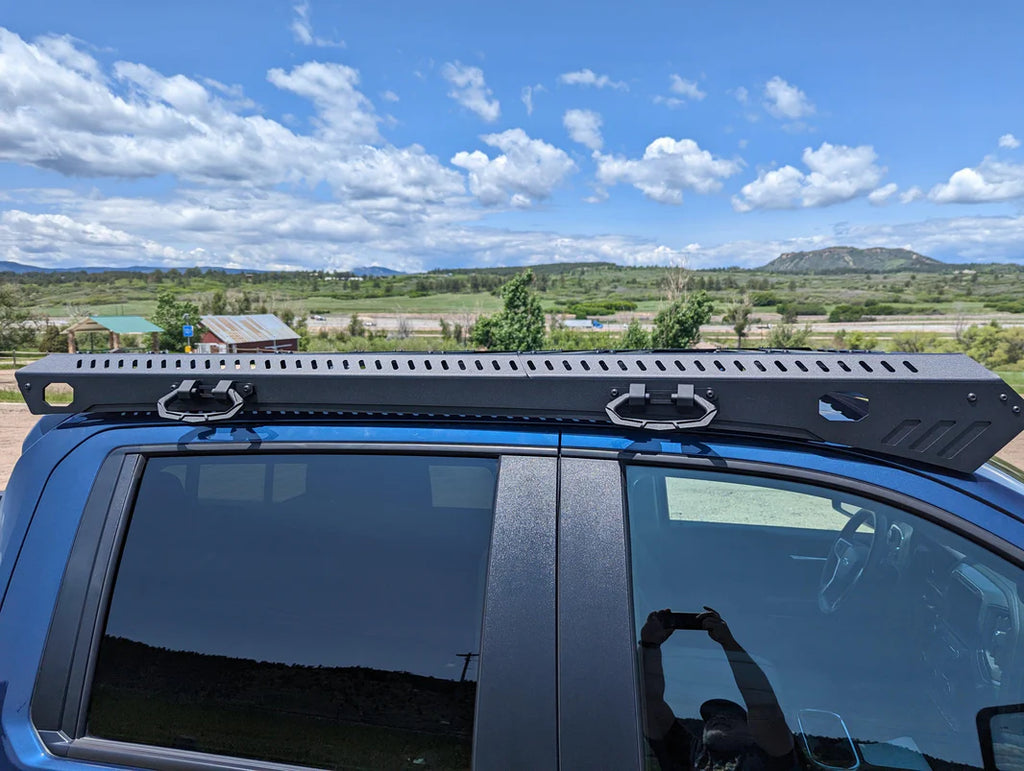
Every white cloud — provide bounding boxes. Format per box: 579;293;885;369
732;166;805;211
668;75;705;101
929;157;1024;203
266;61;380;143
34;33;104;80
868;182;899;205
999;133;1021;149
732;142;884;211
290;1;345;48
0;28;464;206
563;109;603;151
441;61;500;122
558;69;628;91
520;83;544;115
381;90;399;102
0;209;184;261
1;187;725;271
763;76;815;120
10;181;1024;272
900;186;924;204
653;96;685;109
596;137;742;204
451;129;576;206
831;214;1024;263
734;86;750;105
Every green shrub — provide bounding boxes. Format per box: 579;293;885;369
568;300;638;317
828;304;865;322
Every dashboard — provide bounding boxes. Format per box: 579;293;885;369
893;522;1023;731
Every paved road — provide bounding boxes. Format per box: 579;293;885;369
307;313;1024;337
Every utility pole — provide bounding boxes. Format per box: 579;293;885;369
456;652;478;682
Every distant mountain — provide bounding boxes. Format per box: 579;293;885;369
762;247;946;273
0;260;404;276
0;260;258;275
0;260;54;274
351;265;403;276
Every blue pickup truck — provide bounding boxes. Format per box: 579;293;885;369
1;350;1023;771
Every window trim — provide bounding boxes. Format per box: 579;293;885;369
32;442;558;771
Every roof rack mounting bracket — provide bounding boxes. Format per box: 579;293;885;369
605;382;718;431
156;379;250;424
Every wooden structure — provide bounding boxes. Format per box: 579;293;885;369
64;316;163;353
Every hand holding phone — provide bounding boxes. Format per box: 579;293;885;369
666;611;703;630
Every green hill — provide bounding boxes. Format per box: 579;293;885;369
762;247;945;273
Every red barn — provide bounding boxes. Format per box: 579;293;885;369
198;314;300;353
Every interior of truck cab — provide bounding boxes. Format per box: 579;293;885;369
626;465;1024;770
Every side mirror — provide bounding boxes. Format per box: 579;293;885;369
977;703;1024;770
797;709;859;770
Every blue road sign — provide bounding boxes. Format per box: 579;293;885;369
182;324;194;338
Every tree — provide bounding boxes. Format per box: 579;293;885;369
36;322;67;353
0;285;32;350
395;315;411;339
205;289;227;316
230;291;253;315
960;323;1024;367
471;270;545;351
832;330;880;351
765;322;812;349
651;290;713;349
622;319;650;349
890;331;940;354
470;314;499;349
151;290;201;352
661;264;691;302
723;296;753;348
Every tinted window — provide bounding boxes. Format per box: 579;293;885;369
627;466;1024;771
90;454;497;770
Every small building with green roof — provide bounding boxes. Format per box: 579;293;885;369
63;316;164;353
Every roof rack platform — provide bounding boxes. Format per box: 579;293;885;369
15;350;1024;473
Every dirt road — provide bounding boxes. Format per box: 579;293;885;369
0;402;1021;489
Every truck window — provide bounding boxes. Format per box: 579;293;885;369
626;465;1024;771
88;453;497;770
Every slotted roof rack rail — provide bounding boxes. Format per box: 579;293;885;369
15;350;1024;473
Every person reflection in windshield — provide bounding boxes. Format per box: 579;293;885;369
639;608;797;771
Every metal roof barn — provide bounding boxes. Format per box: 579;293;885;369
199;314;300;353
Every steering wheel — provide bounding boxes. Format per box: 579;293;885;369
818;507;885;614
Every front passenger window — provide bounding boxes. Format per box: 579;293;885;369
626;465;1024;771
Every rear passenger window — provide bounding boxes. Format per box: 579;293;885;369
89;454;497;770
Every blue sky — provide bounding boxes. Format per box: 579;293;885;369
1;0;1023;271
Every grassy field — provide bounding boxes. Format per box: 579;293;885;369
997;369;1024;392
8;260;1024;321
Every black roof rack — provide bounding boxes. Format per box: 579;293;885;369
15;350;1024;473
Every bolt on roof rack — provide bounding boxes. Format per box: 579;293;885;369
15;350;1024;473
